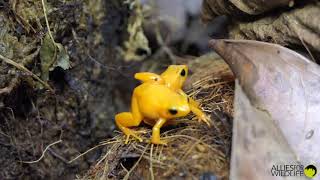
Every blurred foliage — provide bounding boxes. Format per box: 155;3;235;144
40;33;70;82
121;0;150;61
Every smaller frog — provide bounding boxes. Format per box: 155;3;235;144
134;65;187;91
115;65;211;145
135;65;210;125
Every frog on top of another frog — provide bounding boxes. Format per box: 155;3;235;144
115;65;211;145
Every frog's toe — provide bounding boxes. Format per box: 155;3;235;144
136;129;148;134
151;139;168;145
198;115;211;127
122;128;143;144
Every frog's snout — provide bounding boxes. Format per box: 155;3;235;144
177;105;190;116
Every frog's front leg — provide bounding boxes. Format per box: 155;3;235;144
115;95;144;144
151;118;168;145
177;89;211;126
189;105;211;126
134;72;164;84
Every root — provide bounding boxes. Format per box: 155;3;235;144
21;140;62;164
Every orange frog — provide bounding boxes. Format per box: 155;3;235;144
115;65;210;145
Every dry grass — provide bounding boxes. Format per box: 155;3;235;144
78;72;234;180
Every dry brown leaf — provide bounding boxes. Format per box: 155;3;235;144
201;0;293;22
229;0;293;15
209;39;320;179
230;2;320;55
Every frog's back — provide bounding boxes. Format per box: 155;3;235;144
134;83;188;119
134;83;179;102
135;82;174;96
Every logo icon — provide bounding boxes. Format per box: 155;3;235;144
304;165;317;178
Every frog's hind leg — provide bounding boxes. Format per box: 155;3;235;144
115;112;143;143
115;95;144;143
134;72;164;84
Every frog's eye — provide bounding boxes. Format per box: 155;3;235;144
180;69;186;77
168;108;178;115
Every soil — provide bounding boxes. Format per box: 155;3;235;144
0;0;234;179
0;0;136;179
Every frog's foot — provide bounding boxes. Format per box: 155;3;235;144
151;138;168;145
122;128;145;144
198;114;211;127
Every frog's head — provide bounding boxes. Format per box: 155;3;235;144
162;96;190;119
160;65;188;91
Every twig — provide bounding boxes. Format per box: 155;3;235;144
0;129;10;138
153;21;176;62
149;144;154;180
48;148;69;164
68;140;119;164
41;0;56;45
297;34;316;63
0;54;53;92
21;140;62;164
120;163;129;173
123;144;149;180
287;14;317;62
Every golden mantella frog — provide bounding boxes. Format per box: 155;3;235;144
135;65;208;124
134;65;187;91
115;65;210;145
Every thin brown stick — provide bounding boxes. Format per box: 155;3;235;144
123;144;149;180
68;140;119;164
149;144;155;180
41;0;56;45
0;54;53;91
